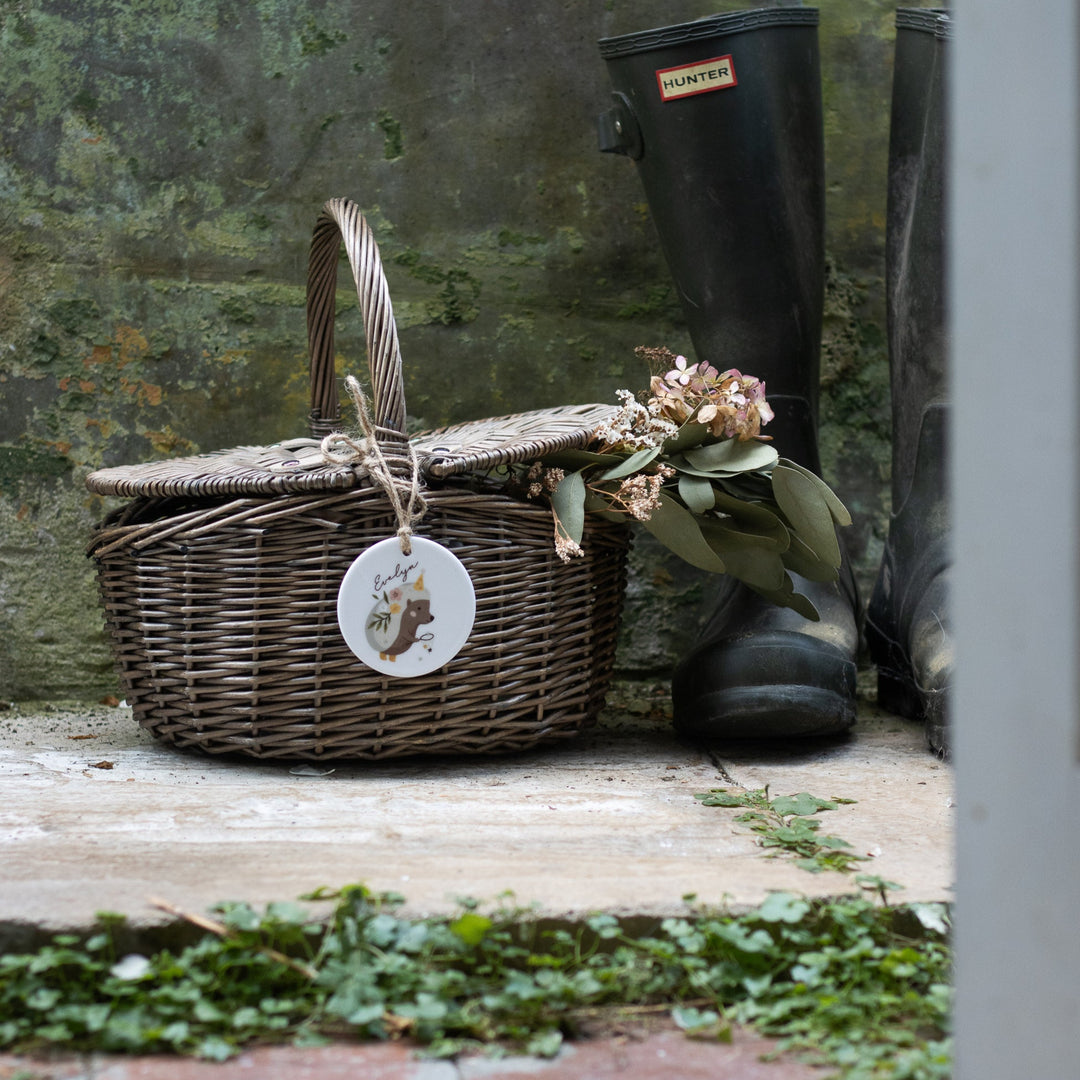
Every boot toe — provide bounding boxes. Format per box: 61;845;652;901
673;629;857;740
869;559;952;758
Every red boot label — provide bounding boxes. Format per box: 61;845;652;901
655;55;737;101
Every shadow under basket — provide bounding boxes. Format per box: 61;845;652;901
86;198;630;760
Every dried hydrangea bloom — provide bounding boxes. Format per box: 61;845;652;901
665;354;698;386
645;351;774;442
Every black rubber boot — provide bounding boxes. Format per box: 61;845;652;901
598;7;858;739
865;9;953;757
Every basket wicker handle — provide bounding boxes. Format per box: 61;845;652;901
307;197;408;443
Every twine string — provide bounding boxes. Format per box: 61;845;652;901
321;375;427;554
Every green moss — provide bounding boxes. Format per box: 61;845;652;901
497;229;543;248
377;111;403;160
299;19;347;57
616;284;680;321
218;295;257;325
46;297;102;335
393;251;481;325
0;483;118;700
70;88;99;115
0;446;72;488
435;269;481;326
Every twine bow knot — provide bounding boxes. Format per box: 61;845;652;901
321;375;427;554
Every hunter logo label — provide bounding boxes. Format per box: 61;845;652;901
656;55;737;101
337;535;476;678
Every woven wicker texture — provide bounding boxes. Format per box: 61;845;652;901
84;402;620;498
86;198;630;760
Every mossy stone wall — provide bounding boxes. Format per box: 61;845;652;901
1;1;912;699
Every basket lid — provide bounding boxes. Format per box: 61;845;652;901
85;402;620;498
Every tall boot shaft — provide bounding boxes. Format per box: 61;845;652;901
600;10;858;742
598;8;824;470
887;8;950;504
868;8;953;756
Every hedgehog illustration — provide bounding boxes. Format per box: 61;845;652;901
365;572;435;662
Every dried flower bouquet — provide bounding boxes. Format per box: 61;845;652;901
511;347;850;620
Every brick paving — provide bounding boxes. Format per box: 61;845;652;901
0;1024;829;1079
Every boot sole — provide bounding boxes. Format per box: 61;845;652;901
877;668;951;760
674;683;856;741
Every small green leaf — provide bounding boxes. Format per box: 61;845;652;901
194;999;226;1023
672;1006;722;1033
758;893;812;924
196;1036;236;1062
816;834;856;850
292;1030;333;1048
695;789;753;807
450;912;493;946
525;1028;563;1057
771;792;838;817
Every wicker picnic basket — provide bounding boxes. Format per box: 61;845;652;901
85;198;630;760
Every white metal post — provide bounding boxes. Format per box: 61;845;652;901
952;2;1080;1077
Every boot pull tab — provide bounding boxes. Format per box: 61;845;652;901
596;92;643;160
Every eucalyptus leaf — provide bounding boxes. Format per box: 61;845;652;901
666;454;734;480
780;534;841;583
583;489;626;521
716;545;787;591
699;522;787;590
533;448;617;471
549;469;586;545
661;421;711;454
715;471;774;502
599;445;661;482
701;508;788;553
684;439;778;475
777;458;853;526
677;474;716;514
750;573;821;621
639;492;727;573
771;464;842;568
711;490;787;533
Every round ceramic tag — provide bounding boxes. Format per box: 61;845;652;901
336;536;476;678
